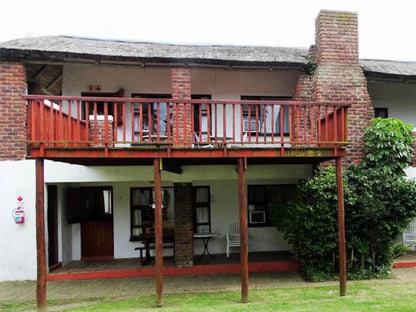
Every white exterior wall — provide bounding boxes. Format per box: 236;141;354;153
44;161;311;259
62;64;300;140
0;160;37;281
368;80;416;127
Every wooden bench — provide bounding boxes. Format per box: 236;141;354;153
135;242;174;266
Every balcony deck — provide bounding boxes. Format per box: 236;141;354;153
25;96;349;165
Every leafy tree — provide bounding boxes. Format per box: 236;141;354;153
363;117;413;175
272;118;416;281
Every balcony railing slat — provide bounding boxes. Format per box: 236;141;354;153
24;96;349;152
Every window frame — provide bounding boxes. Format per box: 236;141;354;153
247;184;295;227
129;186;174;241
193;186;211;233
374;107;388;118
241;96;291;135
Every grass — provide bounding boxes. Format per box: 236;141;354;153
3;282;416;312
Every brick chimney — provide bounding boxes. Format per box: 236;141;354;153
312;10;374;163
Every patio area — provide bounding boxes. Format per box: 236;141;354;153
48;251;300;280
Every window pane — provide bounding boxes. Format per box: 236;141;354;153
196;187;209;203
196;207;209;223
132;227;142;236
133;209;141;226
248;186;266;202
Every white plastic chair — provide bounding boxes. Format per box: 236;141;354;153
403;224;416;249
226;222;240;257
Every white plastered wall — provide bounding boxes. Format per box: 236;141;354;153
0;160;37;281
368;79;416;126
369;79;416;234
45;161;311;260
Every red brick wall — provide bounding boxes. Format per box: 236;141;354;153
0;62;27;160
89;118;114;147
313;11;374;163
171;67;192;145
174;182;194;267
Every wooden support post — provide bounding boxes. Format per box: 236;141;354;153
36;158;47;310
154;158;164;307
238;158;249;303
336;157;347;296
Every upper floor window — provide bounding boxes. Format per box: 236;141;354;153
132;93;171;139
192;95;212;137
241;96;291;135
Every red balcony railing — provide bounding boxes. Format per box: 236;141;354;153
25;95;349;154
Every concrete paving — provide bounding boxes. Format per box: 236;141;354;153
2;268;416;302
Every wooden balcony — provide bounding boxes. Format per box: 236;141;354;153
25;95;349;164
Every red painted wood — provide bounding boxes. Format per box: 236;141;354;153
336;157;347;296
25;95;349;157
36;159;47;309
393;262;416;268
154;158;164;307
238;158;249;303
47;260;301;281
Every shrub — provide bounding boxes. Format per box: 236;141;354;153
272;118;416;281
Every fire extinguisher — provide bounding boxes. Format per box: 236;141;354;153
12;206;25;224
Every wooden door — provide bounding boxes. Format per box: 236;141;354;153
67;186;114;260
80;187;114;260
81;221;114;259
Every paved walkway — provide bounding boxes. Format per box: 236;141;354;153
2;268;416;302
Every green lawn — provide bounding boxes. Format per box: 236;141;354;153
2;282;416;312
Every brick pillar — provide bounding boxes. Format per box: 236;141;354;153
313;10;374;163
293;48;314;146
0;62;27;160
171;67;192;146
174;182;194;267
88;116;114;147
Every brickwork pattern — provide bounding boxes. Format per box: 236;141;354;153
171;67;192;145
0;62;27;160
174;183;194;267
313;11;374;164
89;119;114;147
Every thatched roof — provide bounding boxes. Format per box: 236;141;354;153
1;36;416;79
0;36;308;67
361;59;416;79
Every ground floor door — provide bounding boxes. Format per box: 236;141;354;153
81;221;114;260
67;186;114;260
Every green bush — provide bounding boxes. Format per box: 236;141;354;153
363;117;413;175
272;118;416;281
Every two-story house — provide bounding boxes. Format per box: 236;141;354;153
1;9;416;307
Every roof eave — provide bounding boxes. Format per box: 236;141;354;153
0;48;306;69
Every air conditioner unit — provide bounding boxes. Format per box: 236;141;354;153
243;120;260;132
249;210;266;224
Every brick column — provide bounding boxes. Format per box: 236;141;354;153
171;67;192;146
88;116;114;147
174;182;194;267
0;62;27;160
292;53;314;146
313;10;374;163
